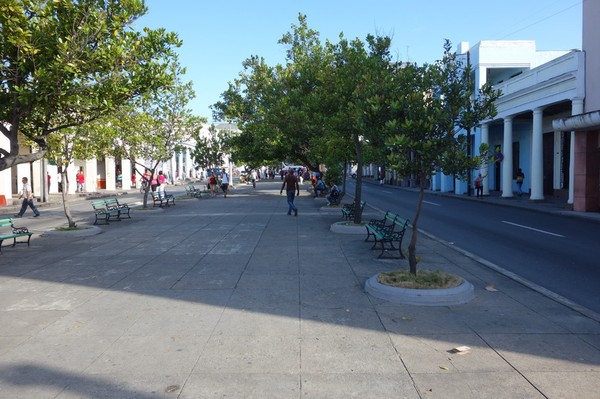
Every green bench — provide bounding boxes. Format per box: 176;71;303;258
341;200;365;221
151;191;175;207
185;185;203;198
0;218;34;254
105;198;131;219
365;211;410;259
91;198;130;225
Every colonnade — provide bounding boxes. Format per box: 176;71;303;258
476;98;583;204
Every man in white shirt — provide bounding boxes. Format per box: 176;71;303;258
221;168;230;198
15;177;40;218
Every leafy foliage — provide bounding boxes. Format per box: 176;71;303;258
93;59;203;207
0;0;181;170
386;40;501;274
191;124;228;171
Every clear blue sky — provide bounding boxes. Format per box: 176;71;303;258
137;0;582;122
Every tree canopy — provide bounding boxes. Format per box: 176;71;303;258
386;40;501;273
0;0;181;171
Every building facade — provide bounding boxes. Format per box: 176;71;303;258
552;0;600;212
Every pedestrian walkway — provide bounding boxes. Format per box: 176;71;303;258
0;181;599;398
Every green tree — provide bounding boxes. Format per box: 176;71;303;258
212;15;331;172
191;124;227;172
0;0;181;171
45;125;100;228
386;41;501;274
97;60;203;208
323;34;393;222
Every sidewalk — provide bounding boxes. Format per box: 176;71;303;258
0;181;599;398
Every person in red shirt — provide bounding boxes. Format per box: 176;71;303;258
209;173;217;198
76;169;85;192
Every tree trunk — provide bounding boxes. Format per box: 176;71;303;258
143;187;149;208
342;161;348;194
59;170;77;228
408;176;426;275
353;137;363;224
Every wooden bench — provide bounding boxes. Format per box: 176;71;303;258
91;199;122;225
364;211;410;259
151;191;175;207
341;200;365;221
0;218;34;254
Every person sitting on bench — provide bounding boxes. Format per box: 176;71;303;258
326;182;339;205
313;178;326;197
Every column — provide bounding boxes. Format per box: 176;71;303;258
430;172;439;191
84;160;96;193
568;99;584;205
530;107;544;200
170;155;176;184
440;172;451;192
66;163;76;194
121;158;132;189
481;123;490;196
502;117;514;198
184;147;192;179
177;151;183;181
105;156;116;191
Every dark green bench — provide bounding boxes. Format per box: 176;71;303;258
105;198;131;219
151;191;175;207
0;218;33;254
91;199;124;225
341;200;365;221
364;211;410;259
185;185;203;198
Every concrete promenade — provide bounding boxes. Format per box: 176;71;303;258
0;181;599;398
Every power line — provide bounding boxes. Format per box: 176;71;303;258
494;1;581;40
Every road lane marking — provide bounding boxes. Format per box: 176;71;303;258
501;221;565;237
381;190;392;194
423;201;440;206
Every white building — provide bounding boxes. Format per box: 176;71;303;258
427;40;584;207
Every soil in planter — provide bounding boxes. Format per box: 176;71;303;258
378;269;463;289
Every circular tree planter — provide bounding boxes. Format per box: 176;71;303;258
365;273;474;306
330;221;366;235
42;225;102;238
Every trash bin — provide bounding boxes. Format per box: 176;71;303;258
0;195;6;207
97;178;106;189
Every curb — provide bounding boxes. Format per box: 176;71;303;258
365;273;475;306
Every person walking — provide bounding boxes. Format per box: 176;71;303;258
14;177;40;218
76;169;85;192
280;169;300;216
474;173;485;198
516;168;525;197
221;168;230;198
157;170;166;194
209;173;217;198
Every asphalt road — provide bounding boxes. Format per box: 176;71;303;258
345;179;600;315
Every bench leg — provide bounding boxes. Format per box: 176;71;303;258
376;240;405;259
